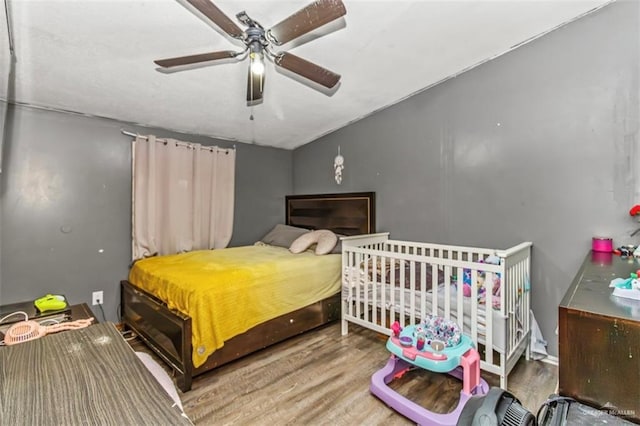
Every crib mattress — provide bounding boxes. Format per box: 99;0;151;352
343;282;511;353
129;244;341;368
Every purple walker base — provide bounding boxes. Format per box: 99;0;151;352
370;355;489;426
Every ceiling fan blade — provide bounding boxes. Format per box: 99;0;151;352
247;65;264;103
154;51;239;68
275;52;340;89
267;0;346;46
185;0;244;39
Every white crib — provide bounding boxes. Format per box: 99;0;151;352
341;233;532;389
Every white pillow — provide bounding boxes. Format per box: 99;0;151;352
289;230;338;255
314;230;339;255
289;232;318;254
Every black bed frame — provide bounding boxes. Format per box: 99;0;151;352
121;192;375;391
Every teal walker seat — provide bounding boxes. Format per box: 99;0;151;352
387;315;471;374
370;315;489;426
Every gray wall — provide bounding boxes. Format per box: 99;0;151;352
0;104;292;321
0;100;7;173
293;0;639;357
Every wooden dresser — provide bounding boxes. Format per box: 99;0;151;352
559;251;640;423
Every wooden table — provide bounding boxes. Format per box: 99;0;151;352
0;302;97;337
559;251;640;423
70;302;98;322
1;322;191;425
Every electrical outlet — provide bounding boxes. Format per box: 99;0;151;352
92;290;104;306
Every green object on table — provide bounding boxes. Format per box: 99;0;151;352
34;294;67;312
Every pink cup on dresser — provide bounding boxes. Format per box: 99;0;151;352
592;237;613;253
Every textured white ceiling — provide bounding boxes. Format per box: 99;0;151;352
0;0;611;149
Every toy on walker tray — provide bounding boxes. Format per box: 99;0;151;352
370;316;489;426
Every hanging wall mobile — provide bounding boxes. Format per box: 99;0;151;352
334;146;344;184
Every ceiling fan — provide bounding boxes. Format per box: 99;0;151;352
154;0;347;104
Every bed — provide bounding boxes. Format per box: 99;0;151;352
340;233;532;389
121;192;375;392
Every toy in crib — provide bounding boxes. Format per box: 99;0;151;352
460;255;502;308
370;316;489;426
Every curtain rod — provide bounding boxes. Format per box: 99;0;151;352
121;129;236;150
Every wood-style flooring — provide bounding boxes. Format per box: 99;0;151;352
130;322;557;425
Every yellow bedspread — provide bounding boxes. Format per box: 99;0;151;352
128;244;341;368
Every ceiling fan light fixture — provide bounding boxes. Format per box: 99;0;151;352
249;51;265;76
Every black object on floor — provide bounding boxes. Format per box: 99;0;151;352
537;395;635;426
457;387;536;426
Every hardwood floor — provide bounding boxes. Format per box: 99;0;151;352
130;322;557;425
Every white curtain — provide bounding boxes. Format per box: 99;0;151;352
132;135;235;260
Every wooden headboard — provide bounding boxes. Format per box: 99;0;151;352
285;192;375;236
